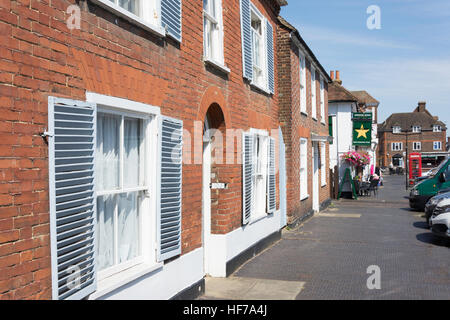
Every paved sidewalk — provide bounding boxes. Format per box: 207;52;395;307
200;175;450;300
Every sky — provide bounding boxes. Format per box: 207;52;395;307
280;0;450;130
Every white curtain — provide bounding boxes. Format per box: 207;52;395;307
96;114;142;270
124;118;143;188
96;195;115;271
96;113;120;191
118;192;140;263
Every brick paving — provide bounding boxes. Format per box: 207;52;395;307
231;175;450;299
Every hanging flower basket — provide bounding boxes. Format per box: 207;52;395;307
341;151;371;168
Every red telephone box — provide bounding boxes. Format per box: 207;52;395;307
409;153;422;185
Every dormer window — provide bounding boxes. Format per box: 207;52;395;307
433;125;442;132
393;126;401;134
412;126;421;133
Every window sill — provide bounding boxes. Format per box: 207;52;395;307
204;58;231;74
90;0;166;39
249;213;271;225
321;183;327;188
312;117;318;122
300;194;309;201
300;111;308;117
89;262;163;300
250;82;272;95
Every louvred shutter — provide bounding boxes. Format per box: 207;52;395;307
242;132;254;224
48;97;97;300
157;116;183;261
266;20;274;94
240;0;253;81
267;137;276;213
161;0;182;42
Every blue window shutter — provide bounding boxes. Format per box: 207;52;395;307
240;0;252;80
266;20;274;94
48;97;97;300
267;137;276;213
242;132;254;224
161;0;182;42
157;116;183;261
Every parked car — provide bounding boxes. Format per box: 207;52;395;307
430;198;450;239
424;190;450;226
409;157;450;211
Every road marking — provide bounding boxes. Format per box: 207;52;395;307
318;213;361;218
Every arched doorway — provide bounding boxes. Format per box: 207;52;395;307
202;103;226;276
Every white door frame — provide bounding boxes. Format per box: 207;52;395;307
312;142;320;212
202;118;212;276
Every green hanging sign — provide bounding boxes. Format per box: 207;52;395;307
352;113;372;146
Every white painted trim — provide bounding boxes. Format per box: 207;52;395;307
204;57;231;74
86;92;161;116
207;210;282;277
90;248;204;300
90;0;166;38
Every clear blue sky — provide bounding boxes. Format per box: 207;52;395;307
281;0;450;131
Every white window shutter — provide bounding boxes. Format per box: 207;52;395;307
157;116;183;262
240;0;252;80
161;0;182;42
242;132;254;224
266;20;274;94
48;97;97;300
267;137;276;213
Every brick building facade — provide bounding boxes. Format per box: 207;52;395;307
0;0;288;299
378;102;448;171
277;17;331;226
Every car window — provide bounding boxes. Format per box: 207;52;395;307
430;158;449;177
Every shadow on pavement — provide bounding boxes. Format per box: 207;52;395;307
416;232;450;248
413;221;430;230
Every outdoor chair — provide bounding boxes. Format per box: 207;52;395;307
367;179;379;197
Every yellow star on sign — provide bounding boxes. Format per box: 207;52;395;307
355;124;369;139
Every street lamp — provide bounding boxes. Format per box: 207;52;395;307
398;130;411;190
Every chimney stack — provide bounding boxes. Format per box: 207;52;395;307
418;101;426;112
335;70;342;85
330;71;335;80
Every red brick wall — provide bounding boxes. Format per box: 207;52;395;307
0;0;281;299
277;24;330;225
379;130;447;166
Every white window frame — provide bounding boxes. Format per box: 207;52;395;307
320;76;325;124
393;126;401;134
391;142;403;151
203;0;229;73
249;128;269;222
311;65;317;120
433;125;442;132
299;52;307;115
86;93;162;298
434;141;442;150
91;0;165;37
320;142;326;186
413;142;421;151
412;126;421;133
300;138;309;200
250;3;268;92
